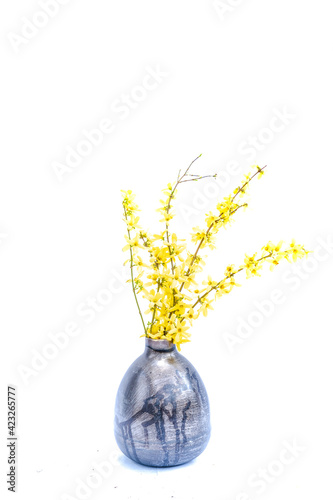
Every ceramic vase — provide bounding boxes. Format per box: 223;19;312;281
114;338;211;467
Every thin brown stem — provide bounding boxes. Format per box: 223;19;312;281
150;282;161;333
179;203;247;293
191;251;273;309
164;154;204;275
231;165;267;203
180;174;217;183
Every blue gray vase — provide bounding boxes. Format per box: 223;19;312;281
114;338;211;467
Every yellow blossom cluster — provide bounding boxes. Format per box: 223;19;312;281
121;161;309;350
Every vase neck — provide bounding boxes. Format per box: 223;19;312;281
145;338;176;352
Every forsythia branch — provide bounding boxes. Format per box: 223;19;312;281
121;163;309;350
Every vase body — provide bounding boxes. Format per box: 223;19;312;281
114;338;211;467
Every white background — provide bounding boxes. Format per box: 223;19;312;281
1;1;333;499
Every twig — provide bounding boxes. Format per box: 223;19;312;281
191;251;273;308
164;154;204;275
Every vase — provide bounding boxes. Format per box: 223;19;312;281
114;338;211;467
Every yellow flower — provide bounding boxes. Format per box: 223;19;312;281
151;232;166;242
191;227;206;244
256;166;265;178
205;211;218;227
215;281;232;298
122;234;144;254
171;268;187;288
274;240;284;252
287;240;307;262
191;287;205;298
168;302;187;316
133;256;148;269
162;183;173;195
147;330;164;339
183;274;198;290
268;254;284;271
202;275;217;288
121;190;140;213
145;271;160;286
121;189;135;202
229;277;241;288
143;289;163;313
159;212;175;223
261;241;274;254
225;265;235;278
185;308;198;325
168;234;186;261
198;299;214;317
244;253;262;278
167;319;191;350
125;215;141;231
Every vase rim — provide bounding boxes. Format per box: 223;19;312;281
145;337;176;351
